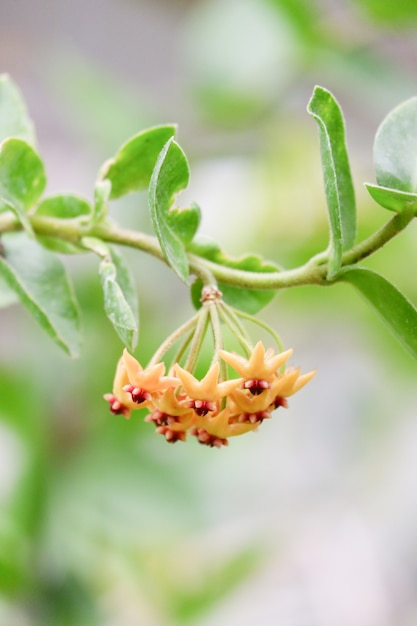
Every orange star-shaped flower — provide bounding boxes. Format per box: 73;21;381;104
103;356;139;418
150;387;192;418
269;367;317;402
174;361;242;402
123;349;179;393
219;341;293;382
192;407;259;447
147;389;195;443
228;387;273;414
121;349;180;406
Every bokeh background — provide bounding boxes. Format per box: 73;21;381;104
1;0;417;624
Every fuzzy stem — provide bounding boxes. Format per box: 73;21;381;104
207;302;223;366
190;258;217;287
233;307;285;353
0;209;413;291
183;307;209;373
217;302;253;356
148;312;200;367
341;210;415;266
170;329;195;368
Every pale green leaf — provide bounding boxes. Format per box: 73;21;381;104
338;266;417;360
0;138;46;234
374;96;417;192
35;193;91;218
148;138;190;284
308;86;356;278
0;273;19;307
99;125;177;199
189;236;279;313
0;74;35;145
0;232;80;356
365;183;417;214
34;194;91;252
92;179;111;223
98;246;138;349
167;202;201;245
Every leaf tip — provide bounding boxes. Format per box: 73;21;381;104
307;85;328;110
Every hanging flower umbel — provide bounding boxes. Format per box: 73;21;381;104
104;286;316;448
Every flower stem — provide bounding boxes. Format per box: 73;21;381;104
148;312;200;367
170;329;195;368
183;307;209;373
233;307;285;353
207;302;223;365
217;302;253;356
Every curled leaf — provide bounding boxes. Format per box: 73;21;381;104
99;125;177;199
95;244;138;349
308;86;356;278
149;138;191;284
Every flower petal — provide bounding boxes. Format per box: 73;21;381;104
175;362;241;401
123;348;179;392
229;388;273;413
196;408;259;439
219;342;293;380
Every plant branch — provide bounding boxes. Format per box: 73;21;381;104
0;208;414;291
340;210;415;266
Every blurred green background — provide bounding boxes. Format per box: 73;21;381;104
1;0;417;624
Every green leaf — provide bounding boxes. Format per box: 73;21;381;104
307;86;356;278
92;179;111;223
82;238;138;345
365;183;417;214
35;193;91;218
0;74;35;145
0;273;19;308
0;138;46;234
149;138;191;284
337;266;417;360
0;232;80;356
108;246;138;331
374;96;417;193
188;236;219;259
98;246;138;349
35;237;86;255
190;236;279;314
33;194;92;253
166;201;201;245
99;125;177;199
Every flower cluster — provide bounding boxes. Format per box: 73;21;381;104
104;342;316;448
